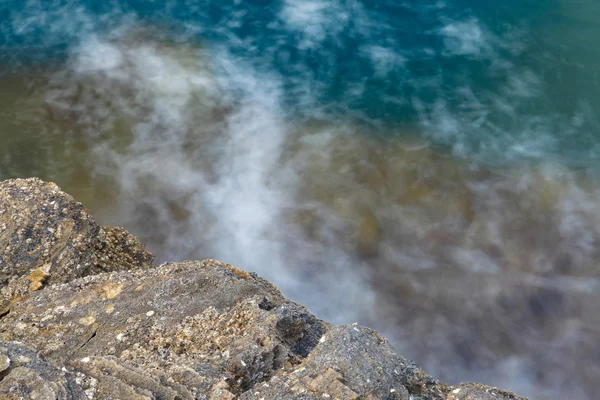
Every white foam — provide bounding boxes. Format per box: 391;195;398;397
22;5;600;399
53;29;376;325
362;45;406;77
280;0;347;49
439;18;489;57
279;0;376;50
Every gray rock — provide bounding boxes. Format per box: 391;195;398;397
0;341;87;399
0;353;9;373
447;383;528;400
303;324;426;399
0;259;330;398
0;178;153;315
240;324;416;400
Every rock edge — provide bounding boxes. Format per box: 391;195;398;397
0;178;528;400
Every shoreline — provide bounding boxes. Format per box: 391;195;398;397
0;177;529;400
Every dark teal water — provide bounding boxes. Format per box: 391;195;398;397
2;2;600;399
2;0;600;163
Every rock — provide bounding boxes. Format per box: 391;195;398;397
0;178;153;314
0;259;329;398
447;383;527;400
0;178;528;400
242;324;452;400
0;353;9;373
95;225;155;273
303;325;434;400
0;341;87;399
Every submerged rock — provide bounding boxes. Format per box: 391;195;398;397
0;178;527;400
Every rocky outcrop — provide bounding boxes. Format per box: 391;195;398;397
0;178;528;400
0;178;153;316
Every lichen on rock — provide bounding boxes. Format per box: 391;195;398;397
0;178;153;315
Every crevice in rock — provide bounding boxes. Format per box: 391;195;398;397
226;345;288;395
0;307;10;321
0;365;10;384
258;297;276;311
276;311;327;358
76;324;102;352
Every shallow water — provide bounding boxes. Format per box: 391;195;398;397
2;1;600;399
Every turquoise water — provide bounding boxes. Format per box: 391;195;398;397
3;0;600;162
2;1;600;399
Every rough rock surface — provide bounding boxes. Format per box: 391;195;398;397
0;178;528;400
0;341;86;399
0;178;153;315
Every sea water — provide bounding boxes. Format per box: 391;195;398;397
2;1;600;399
